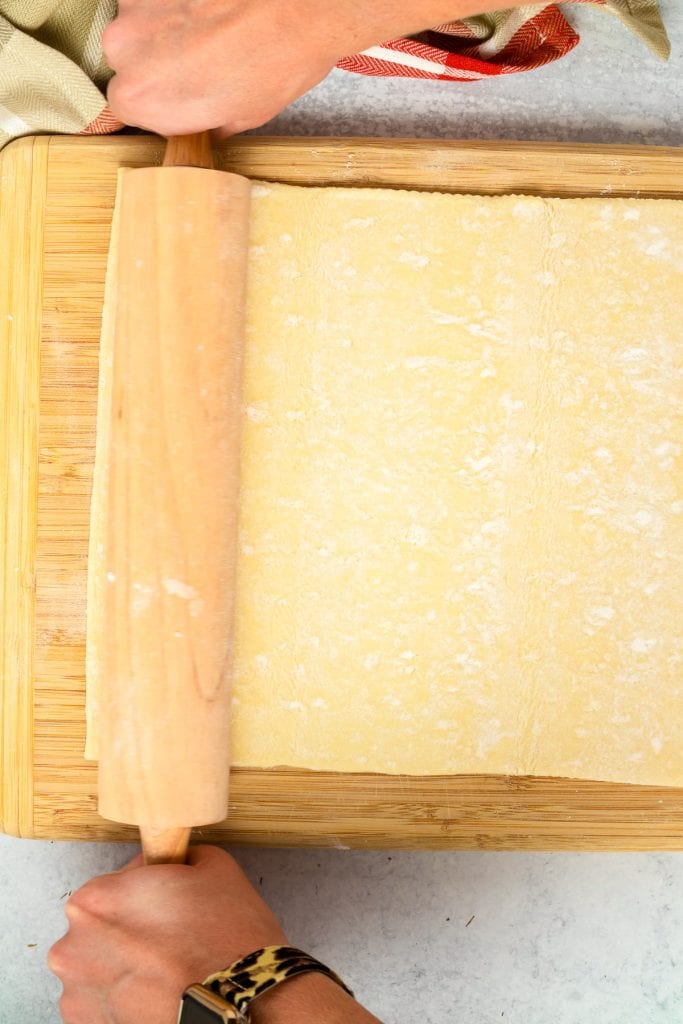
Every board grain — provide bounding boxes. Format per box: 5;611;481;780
1;134;683;849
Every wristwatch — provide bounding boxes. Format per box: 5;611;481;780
177;945;353;1023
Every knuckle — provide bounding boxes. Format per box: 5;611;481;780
106;75;142;112
59;992;84;1023
101;31;119;67
65;887;87;912
47;942;66;975
67;879;109;917
101;19;130;66
63;901;87;926
106;78;166;132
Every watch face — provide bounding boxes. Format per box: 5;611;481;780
179;999;224;1024
178;989;234;1024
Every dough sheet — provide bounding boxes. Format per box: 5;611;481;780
89;182;683;784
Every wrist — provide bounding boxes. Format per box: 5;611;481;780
250;970;380;1024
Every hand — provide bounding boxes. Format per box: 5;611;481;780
102;0;342;137
102;0;510;138
48;844;287;1024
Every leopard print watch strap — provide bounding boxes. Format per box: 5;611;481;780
202;945;354;1019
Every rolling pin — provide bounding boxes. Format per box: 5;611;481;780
93;133;251;865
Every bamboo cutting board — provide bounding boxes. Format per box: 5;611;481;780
2;134;683;850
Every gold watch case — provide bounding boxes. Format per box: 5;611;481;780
177;983;247;1024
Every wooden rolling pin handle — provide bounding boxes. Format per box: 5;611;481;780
141;826;192;865
163;132;214;170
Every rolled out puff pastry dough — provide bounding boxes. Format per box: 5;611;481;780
87;181;683;787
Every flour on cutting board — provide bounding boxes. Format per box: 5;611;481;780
87;182;683;786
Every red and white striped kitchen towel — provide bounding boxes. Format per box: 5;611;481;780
341;1;669;82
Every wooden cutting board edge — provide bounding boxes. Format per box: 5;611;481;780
1;136;49;840
2;133;683;850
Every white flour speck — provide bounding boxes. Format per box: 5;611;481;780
430;310;464;326
468;455;492;473
500;393;524;412
621;348;648;362
512;201;539;219
131;581;153;615
398;251;429;269
404;355;447;370
631;637;657;654
645;239;669;259
163;578;197;601
586;606;614;629
406;523;428;547
246;404;268;423
481;518;508;537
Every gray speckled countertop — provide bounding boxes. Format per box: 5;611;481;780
254;1;682;146
2;3;682;1022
